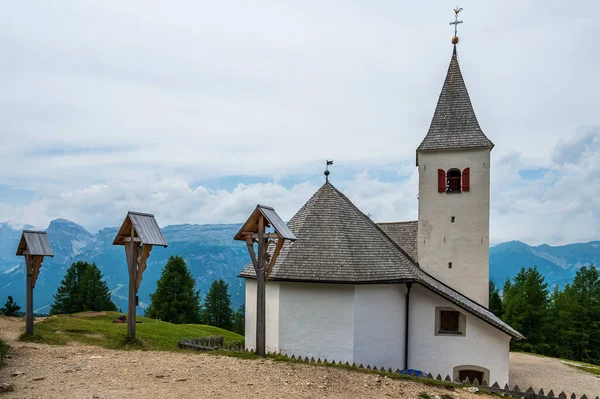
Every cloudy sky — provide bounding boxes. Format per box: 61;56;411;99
0;1;598;246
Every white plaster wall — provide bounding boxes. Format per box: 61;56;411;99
278;283;355;364
353;284;406;370
417;148;491;307
408;285;511;386
244;279;280;353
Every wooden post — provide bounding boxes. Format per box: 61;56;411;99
256;216;266;355
25;254;34;335
125;224;139;340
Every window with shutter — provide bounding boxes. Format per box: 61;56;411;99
446;169;461;192
438;169;446;192
462;168;470;192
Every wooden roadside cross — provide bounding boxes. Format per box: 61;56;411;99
16;230;54;336
113;211;168;340
234;205;296;355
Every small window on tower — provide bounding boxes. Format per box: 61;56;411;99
448;262;453;269
451;216;455;223
447;169;461;192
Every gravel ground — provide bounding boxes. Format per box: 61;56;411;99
0;316;479;399
510;352;600;397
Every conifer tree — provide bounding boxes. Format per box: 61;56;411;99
502;266;548;352
0;296;21;317
550;265;600;363
50;261;116;315
489;281;502;317
145;255;201;324
232;304;245;335
203;279;234;330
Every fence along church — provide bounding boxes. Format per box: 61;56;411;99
240;17;523;386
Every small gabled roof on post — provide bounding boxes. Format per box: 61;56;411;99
113;211;168;247
16;230;54;257
234;205;296;241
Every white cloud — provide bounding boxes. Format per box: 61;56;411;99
0;1;598;245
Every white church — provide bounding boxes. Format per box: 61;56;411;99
240;42;523;386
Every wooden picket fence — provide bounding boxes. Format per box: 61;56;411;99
178;336;243;352
176;341;598;398
242;349;599;399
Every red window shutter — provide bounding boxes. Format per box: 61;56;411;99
462;168;470;192
438;169;446;192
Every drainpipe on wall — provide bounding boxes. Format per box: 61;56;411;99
404;282;412;372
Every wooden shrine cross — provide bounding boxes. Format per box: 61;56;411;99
234;205;296;355
113;211;167;340
16;230;54;336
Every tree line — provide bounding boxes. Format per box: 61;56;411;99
490;265;600;365
1;256;244;335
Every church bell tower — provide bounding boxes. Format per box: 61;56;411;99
416;9;494;307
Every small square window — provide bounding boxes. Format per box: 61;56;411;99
448;262;452;269
435;308;466;336
440;311;459;332
451;216;455;223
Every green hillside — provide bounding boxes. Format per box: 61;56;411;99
21;312;243;351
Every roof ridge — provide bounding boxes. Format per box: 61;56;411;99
377;221;418;225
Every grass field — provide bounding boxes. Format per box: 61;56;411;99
19;312;243;351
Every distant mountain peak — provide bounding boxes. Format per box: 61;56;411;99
48;218;92;236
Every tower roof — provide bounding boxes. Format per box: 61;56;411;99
417;48;493;160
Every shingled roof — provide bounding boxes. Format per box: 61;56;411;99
417;47;493;163
240;183;419;283
239;182;523;339
377;221;418;262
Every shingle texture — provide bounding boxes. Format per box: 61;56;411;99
240;183;418;283
417;50;493;154
234;205;296;241
16;230;54;257
113;211;168;247
377;221;418;262
239;183;523;339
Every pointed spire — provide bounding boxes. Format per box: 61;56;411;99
417;9;493;165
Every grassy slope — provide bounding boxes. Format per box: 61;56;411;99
21;312;243;351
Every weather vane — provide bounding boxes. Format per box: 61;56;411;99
449;6;463;45
324;160;334;183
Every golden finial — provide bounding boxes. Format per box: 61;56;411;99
449;6;463;45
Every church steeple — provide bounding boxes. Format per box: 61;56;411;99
415;8;493;308
417;8;493;165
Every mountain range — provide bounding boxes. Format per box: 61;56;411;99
1;219;598;313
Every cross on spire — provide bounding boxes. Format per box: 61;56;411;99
449;6;463;45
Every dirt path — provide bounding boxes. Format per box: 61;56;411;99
510;352;600;396
0;316;478;399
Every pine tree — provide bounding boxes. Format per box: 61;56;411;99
50;261;116;315
502;267;548;352
203;279;234;330
145;255;201;324
232;304;245;335
0;296;21;317
551;265;600;363
489;281;502;317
